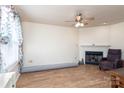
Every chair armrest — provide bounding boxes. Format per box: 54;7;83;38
116;60;124;68
120;60;124;67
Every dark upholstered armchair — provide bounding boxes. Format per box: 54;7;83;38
99;49;123;70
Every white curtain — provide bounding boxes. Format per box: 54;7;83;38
0;5;23;72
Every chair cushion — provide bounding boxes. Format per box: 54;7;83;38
99;61;113;70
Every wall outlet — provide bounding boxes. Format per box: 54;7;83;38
28;60;33;63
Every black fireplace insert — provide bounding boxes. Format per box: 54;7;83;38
85;51;103;65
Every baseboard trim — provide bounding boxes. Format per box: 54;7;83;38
21;63;79;73
15;72;20;82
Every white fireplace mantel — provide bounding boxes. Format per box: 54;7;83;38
79;44;111;64
80;44;111;47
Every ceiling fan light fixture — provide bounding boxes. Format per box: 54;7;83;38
65;12;94;27
75;22;80;27
103;22;107;24
80;23;84;27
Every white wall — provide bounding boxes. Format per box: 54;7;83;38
22;22;78;67
22;21;124;68
110;22;124;59
79;22;124;60
79;26;110;45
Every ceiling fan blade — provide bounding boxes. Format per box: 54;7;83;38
64;20;75;22
85;17;95;20
84;22;88;25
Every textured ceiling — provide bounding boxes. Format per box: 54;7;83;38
16;5;124;27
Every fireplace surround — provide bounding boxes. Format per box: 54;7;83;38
85;51;103;65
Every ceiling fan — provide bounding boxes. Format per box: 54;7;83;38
65;12;95;27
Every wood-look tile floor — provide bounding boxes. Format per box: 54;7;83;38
17;64;111;88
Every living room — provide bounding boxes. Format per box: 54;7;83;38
0;4;124;89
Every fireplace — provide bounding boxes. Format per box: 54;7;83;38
85;51;103;65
